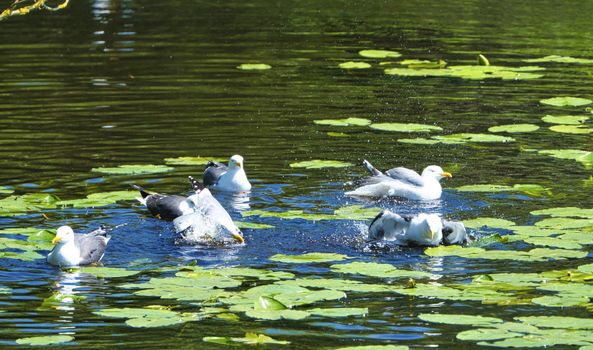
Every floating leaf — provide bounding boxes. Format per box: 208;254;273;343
397;138;440;145
255;296;287;310
542;115;589;125
241;209;335;221
488;124;539;133
524;55;593;64
0;186;13;194
270;252;350;264
333;205;381;220
91;164;174;175
235;221;275;229
399;59;447;68
540;97;592;107
15;335;74;346
289;160;353;169
245;308;311;320
369;122;442;133
314;117;371;126
515;316;593;329
282;278;391;293
477;54;490;66
339;61;371;69
335;346;409;350
164;156;226;166
57;191;137;208
204;333;290;345
463;217;516;230
455;184;550;196
79;267;141;278
385;65;544;80
359;49;401;58
327;132;349;137
578;263;593;274
419;313;503;326
330;261;432;279
549;125;593;134
534;217;593;229
308;307;368;317
432;133;515;143
237;63;271;70
531;294;590;307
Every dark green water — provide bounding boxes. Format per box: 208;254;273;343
1;0;593;348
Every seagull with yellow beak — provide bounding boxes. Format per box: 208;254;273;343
346;159;452;200
203;155;252;192
47;225;111;267
368;210;443;246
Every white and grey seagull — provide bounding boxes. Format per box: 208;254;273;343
203;155;252;192
47;225;112;267
346;159;452;200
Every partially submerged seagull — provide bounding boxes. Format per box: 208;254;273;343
203;155;251;192
47;225;111;267
133;177;244;245
346;159;452;200
368;210;467;246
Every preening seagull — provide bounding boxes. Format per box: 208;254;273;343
132;182;202;221
203;155;252;192
47;225;111;267
368;209;467;246
346;159;452;200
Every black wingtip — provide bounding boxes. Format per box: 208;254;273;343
188;176;204;192
131;184;151;199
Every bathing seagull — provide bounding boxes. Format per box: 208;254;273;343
47;225;111;267
346;159;452;200
132;182;202;221
203;155;252;192
368;210;467;246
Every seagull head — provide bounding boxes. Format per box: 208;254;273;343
228;155;245;169
422;165;452;181
52;226;75;245
416;214;443;244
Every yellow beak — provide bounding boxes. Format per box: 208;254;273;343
232;232;245;244
51;236;61;245
441;172;452;178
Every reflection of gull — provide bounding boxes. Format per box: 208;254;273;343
47;226;111;267
203;155;252;192
346;159;452;200
368;210;468;247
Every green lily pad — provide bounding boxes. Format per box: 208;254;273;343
542;115;589;125
432;133;515;143
241;209;335;221
549;125;593;134
578;263;593;274
235;221;275;229
524;55;593;64
0;249;45;261
213;267;294;280
399;59;447;69
15;335;74;346
94;307;197;328
463;217;516;230
330;261;432;279
540;97;592;107
79;267;141;278
335;346;409;350
237;63;271;70
359;50;401;58
531;294;590;307
515;316;593;329
289;160;353;169
57;190;137;208
91;164;174;175
164;156;226;165
385;65;544;80
523;237;583;250
534;217;593;229
204;333;290;345
369;122;443;133
255;296;287;310
333;205;382;220
0;193;60;216
327;132;350;137
397;138;440;145
281;278;391;293
270;252;350;264
488;124;539;133
455;184;549;196
457;328;524;342
537;149;593;167
309;307;368;318
419;313;503;326
314;117;371;126
0;186;13;194
531;207;593;218
339;61;371;69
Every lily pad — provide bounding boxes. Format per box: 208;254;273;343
335;346;409;350
94;307;197;328
488;124;539;133
432;133;515;143
314;117;371;126
549;125;593;134
397;138;440;145
463;217;516;230
419;313;503;326
235;221;275;229
164;156;226;165
91;164;174;175
333;205;382;220
534;217;593;229
204;333;290;345
330;261;432;279
399;59;447;68
339;61;371;69
79;266;141;278
358;50;401;58
385;65;544;80
540;97;592;107
531;294;590;307
369;122;442;133
515;316;593;329
15;335;74;346
530;207;593;218
542;115;589;125
57;190;137;208
237;63;271;70
455;184;549;197
289;160;353;169
0;186;13;194
270;252;350;264
309;307;368;318
524;55;593;64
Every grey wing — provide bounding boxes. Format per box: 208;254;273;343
146;194;187;221
385;167;425;187
197;191;241;234
442;220;467;245
203;162;227;187
355;174;399;186
74;234;110;265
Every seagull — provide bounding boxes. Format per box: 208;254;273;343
346;159;452;200
47;225;111;267
133;177;244;244
368;210;467;246
203;155;252;192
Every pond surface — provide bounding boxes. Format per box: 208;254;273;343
1;0;593;348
